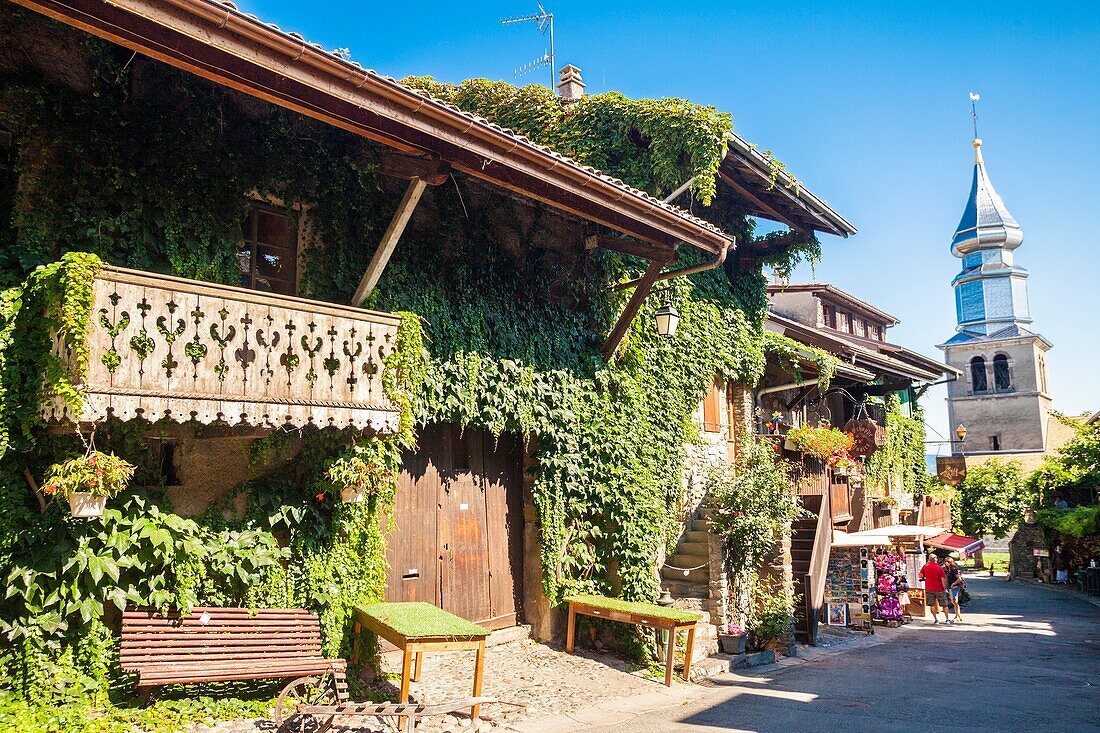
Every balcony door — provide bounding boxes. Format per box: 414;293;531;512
238;204;298;295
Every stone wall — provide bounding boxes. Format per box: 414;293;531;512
1009;521;1047;580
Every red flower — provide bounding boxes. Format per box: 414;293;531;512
87;455;97;466
734;511;744;517
315;492;325;502
86;478;96;488
43;484;57;496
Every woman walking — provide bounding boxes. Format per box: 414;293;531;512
944;557;964;623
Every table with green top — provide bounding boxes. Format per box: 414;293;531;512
564;595;701;686
355;602;490;720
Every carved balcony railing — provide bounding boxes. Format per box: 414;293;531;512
43;266;402;432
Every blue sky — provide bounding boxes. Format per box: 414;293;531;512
240;0;1100;442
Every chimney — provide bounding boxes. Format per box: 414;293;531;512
556;65;585;105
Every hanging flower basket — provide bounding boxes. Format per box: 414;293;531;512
339;486;366;504
43;448;136;519
784;422;854;461
67;492;108;518
319;442;397;505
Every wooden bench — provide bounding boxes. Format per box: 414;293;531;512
565;595;701;686
121;607;347;697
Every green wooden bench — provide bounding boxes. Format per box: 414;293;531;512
564;595;701;686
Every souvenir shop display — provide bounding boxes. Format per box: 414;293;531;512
871;550;912;627
824;546;874;633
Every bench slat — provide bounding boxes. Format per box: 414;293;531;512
121;606;345;689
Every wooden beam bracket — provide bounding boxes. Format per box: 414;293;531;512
600;259;666;361
352;177;428;305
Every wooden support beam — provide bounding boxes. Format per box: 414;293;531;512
595;235;677;263
718;169;802;233
784;383;818;411
352;178;428;306
600;259;665;361
374;150;452;185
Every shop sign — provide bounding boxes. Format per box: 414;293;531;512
937;456;967;486
1032;549;1050;558
845;418;886;457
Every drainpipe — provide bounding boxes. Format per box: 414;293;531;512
612;240;731;291
663;177;696;203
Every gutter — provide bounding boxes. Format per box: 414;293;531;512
612;239;732;291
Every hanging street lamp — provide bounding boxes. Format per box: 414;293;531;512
655;300;680;338
955;424;967;442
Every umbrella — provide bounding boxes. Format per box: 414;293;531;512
925;532;986;558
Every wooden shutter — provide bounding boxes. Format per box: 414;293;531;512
702;378;723;433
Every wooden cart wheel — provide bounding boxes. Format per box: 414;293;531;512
275;674;338;731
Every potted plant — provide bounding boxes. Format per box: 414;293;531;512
784;422;854;462
746;580;796;654
320;441;397;504
43;449;135;518
718;622;747;655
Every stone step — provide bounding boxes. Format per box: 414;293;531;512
690;518;712;532
661;566;709;583
662;579;708;599
682;529;710;544
664;552;708;569
674;540;709;557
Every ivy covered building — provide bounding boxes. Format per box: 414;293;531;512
0;0;881;703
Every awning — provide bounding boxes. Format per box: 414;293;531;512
925;533;986;559
832;530;891;547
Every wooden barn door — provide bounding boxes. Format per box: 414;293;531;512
384;423;443;606
385;423;524;628
440;428;492;623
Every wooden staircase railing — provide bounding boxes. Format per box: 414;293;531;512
803;485;832;646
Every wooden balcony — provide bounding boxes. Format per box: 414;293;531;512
43;266;402;432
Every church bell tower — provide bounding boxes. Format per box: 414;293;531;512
938;138;1052;456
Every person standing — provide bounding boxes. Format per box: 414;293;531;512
944;557;964;622
919;554;951;624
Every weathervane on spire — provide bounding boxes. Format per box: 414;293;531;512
969;92;980;140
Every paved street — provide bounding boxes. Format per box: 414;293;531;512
591;576;1100;733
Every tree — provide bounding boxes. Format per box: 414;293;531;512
953;460;1035;538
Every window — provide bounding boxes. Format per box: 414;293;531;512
836;311;849;333
990;435;1001;451
993;354;1011;392
821;305;833;328
702;378;723;433
970;356;988;393
853;318;865;338
238;205;298;295
1039;355;1048;393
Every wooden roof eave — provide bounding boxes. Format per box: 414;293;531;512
14;0;730;258
719;152;856;239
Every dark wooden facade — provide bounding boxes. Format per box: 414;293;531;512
385;423;525;630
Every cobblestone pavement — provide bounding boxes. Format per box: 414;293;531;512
190;638;662;733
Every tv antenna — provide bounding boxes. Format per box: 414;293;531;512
501;3;555;88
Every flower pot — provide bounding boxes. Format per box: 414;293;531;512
718;633;747;655
68;492;106;518
783;439;798;452
339;487;365;503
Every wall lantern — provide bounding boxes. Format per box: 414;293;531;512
655;301;680;338
955;424;967;442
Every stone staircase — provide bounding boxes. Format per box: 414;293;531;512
661;509;719;662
